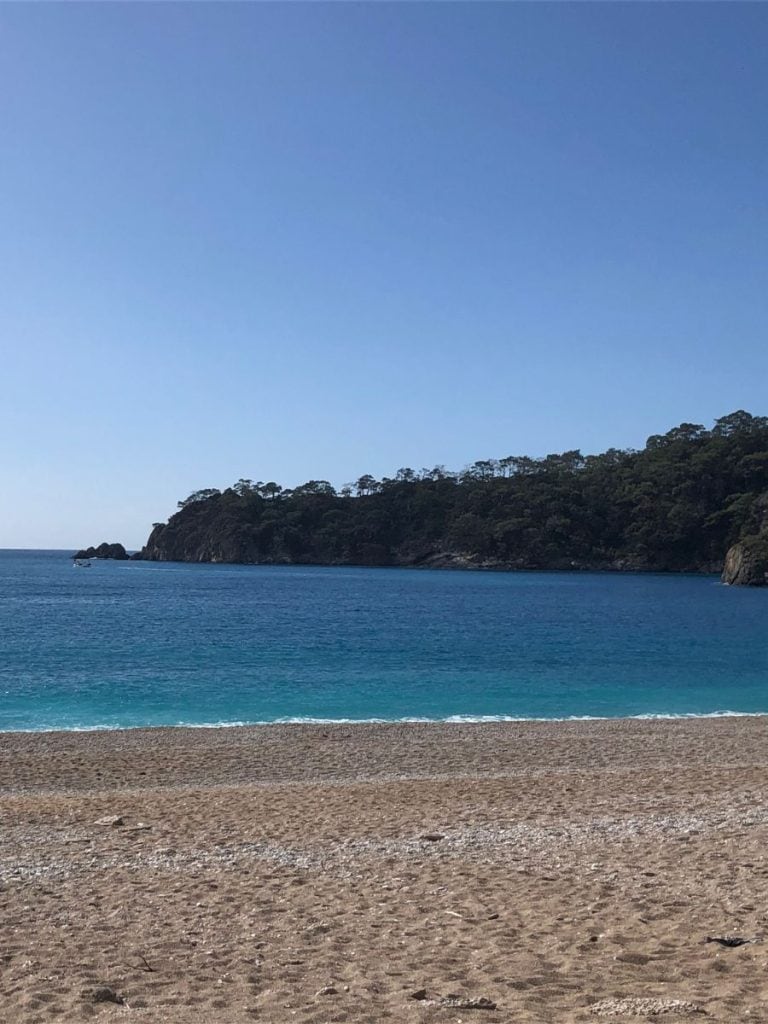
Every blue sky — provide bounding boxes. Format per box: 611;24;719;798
2;3;766;548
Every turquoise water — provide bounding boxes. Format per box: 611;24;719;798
0;549;766;731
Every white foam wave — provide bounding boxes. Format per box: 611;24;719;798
3;709;766;734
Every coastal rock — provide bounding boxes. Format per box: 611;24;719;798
73;542;129;561
721;537;768;586
414;551;481;570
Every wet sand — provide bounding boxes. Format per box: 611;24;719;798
2;717;768;1022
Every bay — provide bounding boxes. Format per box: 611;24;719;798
0;549;766;731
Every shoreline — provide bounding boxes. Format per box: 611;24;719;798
5;548;727;577
4;715;768;793
4;707;768;737
132;558;725;575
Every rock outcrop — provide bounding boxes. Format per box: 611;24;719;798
73;542;129;561
721;536;768;586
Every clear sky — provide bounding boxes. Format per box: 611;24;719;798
2;3;766;549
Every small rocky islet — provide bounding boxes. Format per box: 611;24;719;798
72;541;129;561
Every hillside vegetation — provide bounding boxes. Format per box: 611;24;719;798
134;411;768;578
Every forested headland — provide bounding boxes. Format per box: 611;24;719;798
127;411;768;582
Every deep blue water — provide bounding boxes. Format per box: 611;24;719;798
0;549;766;731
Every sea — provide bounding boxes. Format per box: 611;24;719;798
1;549;766;732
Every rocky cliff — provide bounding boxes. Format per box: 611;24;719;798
721;491;768;585
721;536;768;586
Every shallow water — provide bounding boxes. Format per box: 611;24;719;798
0;550;766;730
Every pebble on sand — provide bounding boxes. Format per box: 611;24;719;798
439;994;497;1010
83;985;123;1004
316;985;338;996
591;997;703;1017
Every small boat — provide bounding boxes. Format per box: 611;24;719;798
73;558;92;568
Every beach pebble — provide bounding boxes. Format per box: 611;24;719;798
591;997;702;1016
705;934;753;947
316;984;338;996
83;985;123;1004
305;922;331;936
440;995;497;1011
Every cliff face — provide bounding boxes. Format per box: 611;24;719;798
721;491;768;585
138;518;434;567
722;536;768;586
136;523;276;565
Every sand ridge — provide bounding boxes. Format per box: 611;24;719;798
2;718;768;1022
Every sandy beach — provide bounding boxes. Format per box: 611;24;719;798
2;717;768;1022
